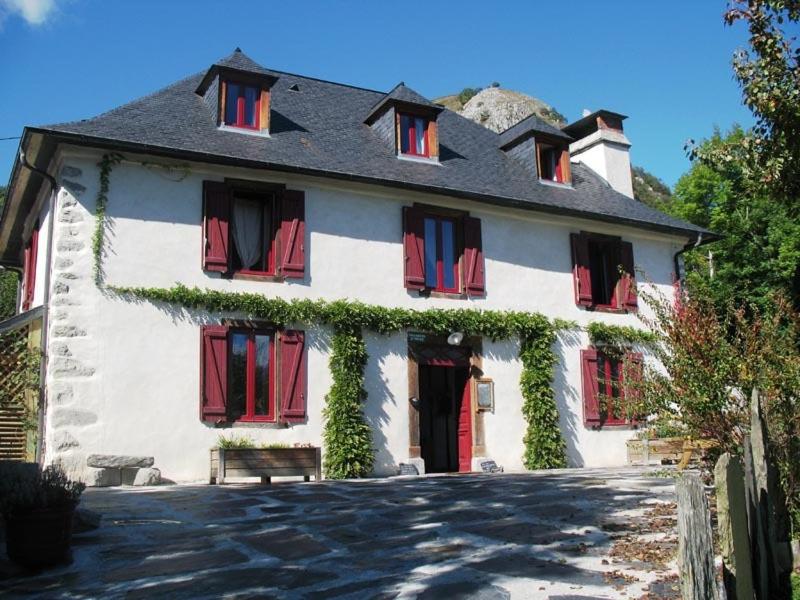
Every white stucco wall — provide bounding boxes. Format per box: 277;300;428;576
42;149;683;482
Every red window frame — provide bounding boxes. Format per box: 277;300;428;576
537;143;569;184
231;191;277;277
423;214;461;294
399;113;430;158
227;328;276;422
223;81;261;130
597;351;630;426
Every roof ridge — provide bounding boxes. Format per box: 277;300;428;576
262;67;387;95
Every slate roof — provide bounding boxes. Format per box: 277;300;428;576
499;112;572;147
32;49;707;238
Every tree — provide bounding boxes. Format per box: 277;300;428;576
672;128;800;313
690;1;800;205
0;186;19;320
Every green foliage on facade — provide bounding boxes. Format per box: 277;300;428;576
92;153;123;285
586;322;657;348
323;327;374;478
520;327;567;469
113;282;572;475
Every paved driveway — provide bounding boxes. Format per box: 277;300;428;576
2;468;680;599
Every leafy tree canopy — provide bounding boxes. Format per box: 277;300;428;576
0;186;18;320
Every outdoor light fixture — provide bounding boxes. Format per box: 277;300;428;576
447;331;464;346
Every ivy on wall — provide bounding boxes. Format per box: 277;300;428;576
323;326;374;478
92;153;123;285
520;327;568;469
586;322;657;349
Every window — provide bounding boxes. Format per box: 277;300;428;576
230;191;276;275
201;326;306;424
399;114;430;157
581;348;642;428
570;232;637;311
587;238;620;308
228;328;275;422
403;206;485;297
224;82;261;130
423;216;459;293
21;223;39;311
537;142;570;184
202;181;305;279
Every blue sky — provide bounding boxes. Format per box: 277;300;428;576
0;0;769;188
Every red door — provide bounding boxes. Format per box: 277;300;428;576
457;375;472;473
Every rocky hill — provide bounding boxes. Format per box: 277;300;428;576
434;87;672;209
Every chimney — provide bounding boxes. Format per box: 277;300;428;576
562;110;633;198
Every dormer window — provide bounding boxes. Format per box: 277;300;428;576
399;114;431;158
224;82;261;130
537;142;571;184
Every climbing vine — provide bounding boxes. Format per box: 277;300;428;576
92;153;123;285
323;327;374;478
586;322;657;348
520;325;568;469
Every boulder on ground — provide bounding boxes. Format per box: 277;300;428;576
84;467;121;487
87;454;154;469
133;468;161;486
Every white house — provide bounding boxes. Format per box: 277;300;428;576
0;50;708;483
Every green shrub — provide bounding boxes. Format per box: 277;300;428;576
457;87;481;106
0;464;84;514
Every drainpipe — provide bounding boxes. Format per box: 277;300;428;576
19;149;58;464
673;233;704;289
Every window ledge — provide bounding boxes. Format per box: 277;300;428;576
214;421;288;429
588;423;639;431
217;124;271;138
232;272;284;283
538;179;573;189
582;305;631;315
417;290;467;300
397;154;441;166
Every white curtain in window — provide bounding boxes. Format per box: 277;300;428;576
415;117;427;154
232;198;262;269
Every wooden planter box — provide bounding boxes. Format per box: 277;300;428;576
210;447;321;484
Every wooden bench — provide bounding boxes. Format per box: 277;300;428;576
209;447;322;484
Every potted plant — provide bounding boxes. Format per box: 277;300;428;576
0;463;85;567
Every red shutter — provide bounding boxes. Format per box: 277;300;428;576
581;348;601;427
279;330;306;423
623;352;644;423
463;216;485;297
618;241;638;311
22;227;38;311
202;181;230;272
201;325;228;423
570;233;593;306
403;206;425;290
280;190;305;279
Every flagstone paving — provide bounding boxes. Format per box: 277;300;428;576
0;468;682;599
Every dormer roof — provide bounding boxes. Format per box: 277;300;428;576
499;112;572;149
195;48;279;96
364;82;443;124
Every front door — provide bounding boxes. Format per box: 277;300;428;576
418;365;472;473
